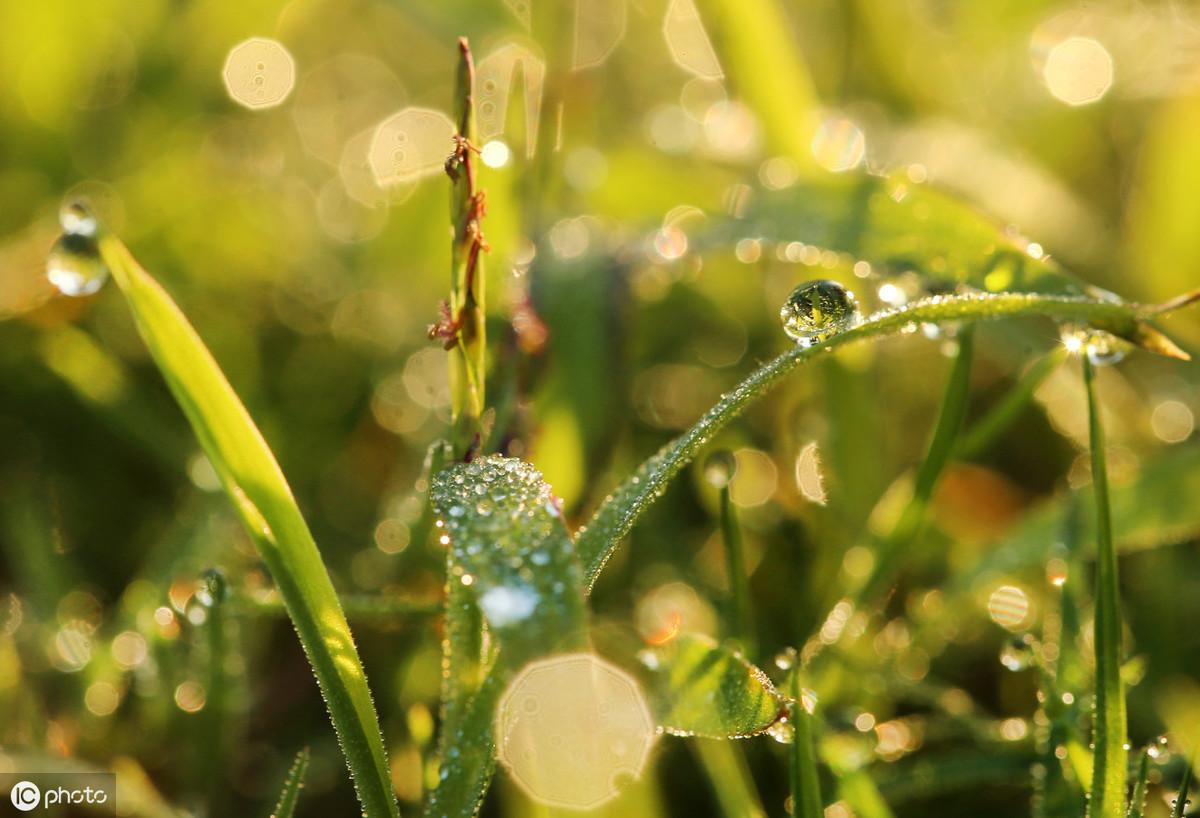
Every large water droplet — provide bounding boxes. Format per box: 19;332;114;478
47;233;109;297
780;280;859;344
47;200;109;297
1060;324;1129;366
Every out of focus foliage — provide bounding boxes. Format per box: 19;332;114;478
2;0;1200;816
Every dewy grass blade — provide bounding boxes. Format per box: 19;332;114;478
269;748;310;818
1125;749;1149;818
1082;355;1128;818
426;455;590;818
96;235;399;818
577;290;1151;589
1172;756;1193;818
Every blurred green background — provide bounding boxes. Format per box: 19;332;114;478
2;0;1200;816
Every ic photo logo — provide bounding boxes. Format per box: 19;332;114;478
3;773;115;814
9;781;39;812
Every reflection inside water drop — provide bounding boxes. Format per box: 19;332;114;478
780;280;860;345
47;232;109;297
1060;323;1130;366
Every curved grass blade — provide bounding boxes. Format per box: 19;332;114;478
576;290;1158;588
426;455;590;818
638;632;782;738
95;235;399;818
1083;356;1128;818
269;748;310;818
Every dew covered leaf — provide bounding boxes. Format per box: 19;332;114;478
426;454;590;818
638;632;783;739
94;234;399;818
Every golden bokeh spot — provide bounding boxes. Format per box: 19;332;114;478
222;38;295;110
368;107;455;187
496;653;656;810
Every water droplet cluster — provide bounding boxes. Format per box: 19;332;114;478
430;455;585;642
780;279;860;345
47;200;110;297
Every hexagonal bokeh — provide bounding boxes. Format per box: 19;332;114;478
496;653;656;810
222;38;296;110
367;107;455;187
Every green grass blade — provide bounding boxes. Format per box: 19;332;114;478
1126;749;1150;818
692;0;819;168
639;632;782;738
96;235;399;818
577;290;1153;589
717;475;755;656
955;444;1200;595
956;346;1068;459
426;455;590;818
1173;757;1194;818
852;325;975;602
1082;355;1128;818
269;748;311;818
692;738;768;818
789;668;823;818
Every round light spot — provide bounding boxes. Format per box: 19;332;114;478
496;653;656;810
480;140;511;168
811;116;865;172
987;585;1031;631
1042;37;1113;106
222;38;295;110
1151;400;1194;444
368;107;455;187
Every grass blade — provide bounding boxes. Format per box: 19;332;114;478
639;632;782;738
95;235;399;818
789;667;823;818
851;325;975;602
692;0;819;167
269;748;311;818
715;460;755;656
426;455;590;817
1082;355;1128;818
956;346;1068;459
577;290;1155;589
1126;749;1149;818
1173;757;1194;818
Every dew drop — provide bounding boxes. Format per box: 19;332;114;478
773;647;797;671
780;280;859;344
999;635;1035;672
1147;734;1171;760
702;449;736;489
1060;324;1130;366
47;232;109;297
